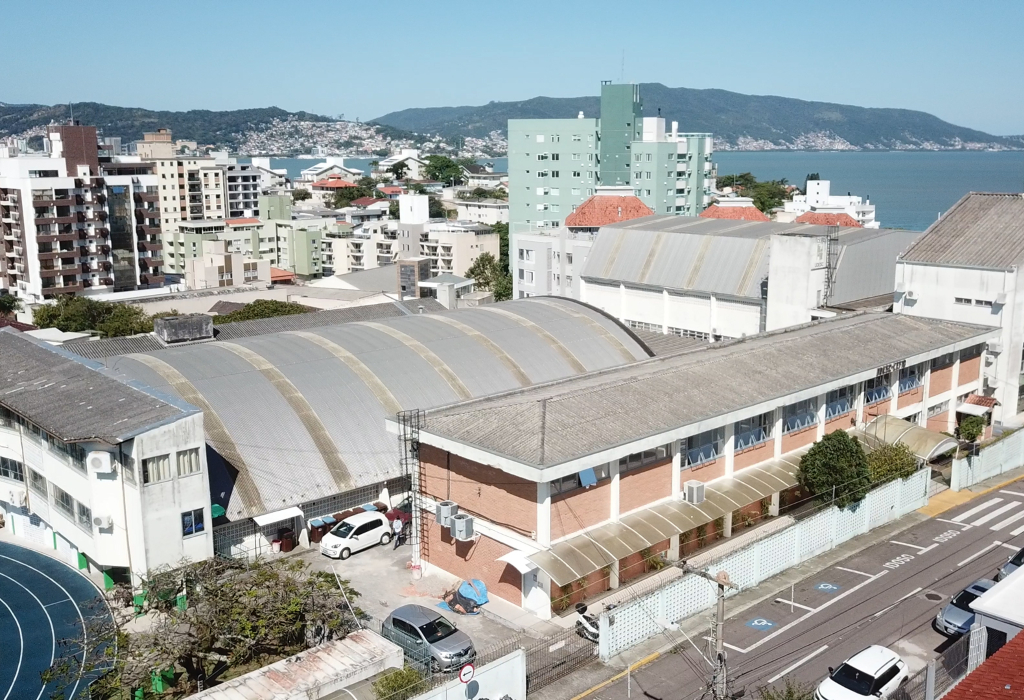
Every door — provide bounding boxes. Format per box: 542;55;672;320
391;618;424;661
874;663;901;696
350;522;374;552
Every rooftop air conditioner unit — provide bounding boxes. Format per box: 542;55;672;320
450;513;475;541
435;501;458;527
684;480;705;505
904;290;917;300
88;455;113;474
92;515;113;529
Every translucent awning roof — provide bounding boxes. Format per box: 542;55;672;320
526;456;801;587
856;415;959;462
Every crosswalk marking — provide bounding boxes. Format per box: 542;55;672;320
991;511;1024;532
973;502;1022;526
953;498;1003;523
1011;523;1024;537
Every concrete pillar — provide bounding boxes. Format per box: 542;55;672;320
671;441;682;499
949;357;961;433
816;394;827;440
723;510;733;538
855;381;865;426
663;289;670;334
773;410;783;458
609;561;620;590
536;481;551;547
770;492;780;517
724;423;735;478
609;460;620;522
889;371;900;415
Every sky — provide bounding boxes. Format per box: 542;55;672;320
5;0;1024;135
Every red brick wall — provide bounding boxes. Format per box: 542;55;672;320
735;440;773;469
420;444;536;535
959;356;981;386
824;414;854;435
930;365;953;395
864;399;891;419
926;410;949;433
551;481;610;541
897;386;923;409
549;568;611;612
619;459;673;514
619;538;670;584
682;458;725;483
781;425;816;454
422;518;522;606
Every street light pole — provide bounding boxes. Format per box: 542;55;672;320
680;564;738;700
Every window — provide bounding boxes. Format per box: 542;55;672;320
177;448;201;476
961;344;983;360
518;269;534;283
0;456;24;482
572;134;581;142
735;411;774;450
634;154;642;163
927;400;949;418
783;398;818;433
76;502;92;531
566;253;573;265
899;364;922;393
551;171;559;178
931;352;954;370
27;468;46;496
142;454;172;484
667;326;711;340
685;428;724;467
864;375;892;405
975;299;994;307
550;465;610;495
619;444;672;472
181;508;205;537
535;135;545;143
571;187;581;195
825;386;854;419
625;319;661;333
645;153;652;162
645;172;652;180
954;297;972;305
53;484;74;517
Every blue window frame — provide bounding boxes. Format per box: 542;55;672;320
783;399;818;434
825;386;854;419
735;411;774;450
685;429;724;467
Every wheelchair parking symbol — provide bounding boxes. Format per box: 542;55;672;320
745;618;776;630
815;583;841;593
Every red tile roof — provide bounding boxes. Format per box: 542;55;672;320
564;195;653;228
943;632;1024;700
795;212;862;227
226;217;260;225
270;267;296;283
312;176;357;189
965;394;999;408
350;197;386;207
700;204;770;222
0;317;37;332
378;186;403;195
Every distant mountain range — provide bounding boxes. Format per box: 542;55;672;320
373;84;1024;151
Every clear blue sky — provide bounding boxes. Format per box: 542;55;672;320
5;0;1023;135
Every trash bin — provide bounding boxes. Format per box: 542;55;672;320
309;518;325;543
271;539;282;553
280;529;295;553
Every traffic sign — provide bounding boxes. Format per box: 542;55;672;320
459;663;475;683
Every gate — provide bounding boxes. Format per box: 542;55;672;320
523;626;599;693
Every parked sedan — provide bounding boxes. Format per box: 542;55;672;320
816;646;909;700
382;604;476;672
319;511;391;560
996;546;1023;581
934;578;995;636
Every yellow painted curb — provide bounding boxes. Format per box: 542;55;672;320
919;472;1024;517
570;652;662;700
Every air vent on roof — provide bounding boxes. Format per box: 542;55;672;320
684;480;705;505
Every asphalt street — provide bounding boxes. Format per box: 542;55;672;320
0;541;107;700
593;480;1024;700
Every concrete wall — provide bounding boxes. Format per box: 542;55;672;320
413;649;526;700
766;234;825;332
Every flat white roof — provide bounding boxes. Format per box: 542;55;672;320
971;562;1024;626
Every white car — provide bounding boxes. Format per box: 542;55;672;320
816;646;909;700
319;511;391;559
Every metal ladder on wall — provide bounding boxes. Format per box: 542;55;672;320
397;409;425;565
823;225;840;305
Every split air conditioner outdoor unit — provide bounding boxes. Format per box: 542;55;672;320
684;480;705;505
996;292;1007;305
88;455;114;474
904;290;917;300
894;281;906;293
8;488;27;508
987;340;1003;354
435;501;458;527
450;513;475;541
92;515;113;529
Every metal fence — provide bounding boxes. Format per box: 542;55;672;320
886;624;982;700
597;469;931;661
951;428;1024;491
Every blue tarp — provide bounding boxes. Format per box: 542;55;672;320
459;579;489;606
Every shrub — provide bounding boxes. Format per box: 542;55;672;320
957;415;986;443
798;430;871;509
867;441;918;485
213;299;311;325
372;666;427;700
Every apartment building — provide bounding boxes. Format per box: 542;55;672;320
0;330;212;588
184;240;271;291
780;180;879;229
454;198;509;225
407;312;995;617
165;218;265;275
329;220;397;275
0;124;165;302
422;221;498;276
894;192;1024;422
508;82;715;232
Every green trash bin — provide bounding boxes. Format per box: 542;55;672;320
151;667;175;693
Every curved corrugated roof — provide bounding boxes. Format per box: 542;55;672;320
102;297;652;520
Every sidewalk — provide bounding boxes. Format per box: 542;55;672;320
919;463;1024;516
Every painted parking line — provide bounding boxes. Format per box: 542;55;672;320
873;587;923;619
998;543;1019;552
971;502;1022;526
890;540;936;553
998;490;1024;497
952;498;1003;523
935;518;972;531
775;598;816;612
957;541;1004;567
990;511;1024;532
835;566;875;578
767;645;830;684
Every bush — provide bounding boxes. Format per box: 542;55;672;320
213;299;311;325
33;296;155;337
867;441;918;485
372;665;427;700
758;677;815;700
797;430;871;509
292;188;311;202
957;415;986;443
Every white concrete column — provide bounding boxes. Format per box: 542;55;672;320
773;410;783;458
816;393;827;440
724;423;735;478
770;492;780;517
889;371;900;415
609;562;620;590
663;289;670;334
723;510;733;538
671;441;682;499
536;481;551;547
618;283;626;323
709;293;718;340
855;381;865;426
609;460;620;522
949;356;961;433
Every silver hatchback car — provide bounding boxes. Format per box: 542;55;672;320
382;604;476;672
997;546;1023;581
934;578;995;636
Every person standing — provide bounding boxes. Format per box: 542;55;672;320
392;516;404;549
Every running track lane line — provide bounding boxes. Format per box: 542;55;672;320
0;555;88;700
0;571;57;700
0;594;23;700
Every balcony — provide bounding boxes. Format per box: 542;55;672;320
139;273;164;285
133;191;159;203
41;283;83;296
137;240;163;252
135;224;161;237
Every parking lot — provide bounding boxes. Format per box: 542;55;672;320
296;534;528;650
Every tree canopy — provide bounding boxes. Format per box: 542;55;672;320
797;430;871;509
957;415;986;443
33;296;156;337
867;441;918;485
292;188;311;202
422;155;465;185
0;293;22;318
213;299;310;325
388;161;409;180
328;176;380;208
427;196;448;219
465;251;512;301
715;172;790;213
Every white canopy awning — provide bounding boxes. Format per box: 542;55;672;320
857;415;959;462
253;506;304;527
497;550;539;574
956;402;992;416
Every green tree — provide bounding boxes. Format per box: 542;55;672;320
957;415;986;443
0;293;22;318
33;296;154;337
292;188;311;202
213;299;310;325
329;179;376;208
465;252;512;302
423;155;465;185
428;196;447;219
491;221;510;272
867;441;919;485
758;677;815;700
750;178;789;213
388;161;409;180
388;200;400;219
96;304;156;338
798;430;871;509
716;172;757;191
372;666;427;700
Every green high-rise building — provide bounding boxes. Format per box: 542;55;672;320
508;82;715;231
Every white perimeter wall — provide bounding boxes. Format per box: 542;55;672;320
413;650;526;700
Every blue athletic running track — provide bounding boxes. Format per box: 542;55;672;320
0;541;109;700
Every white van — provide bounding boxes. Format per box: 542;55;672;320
319;511;391;560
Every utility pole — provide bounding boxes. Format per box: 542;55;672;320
681;565;739;700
